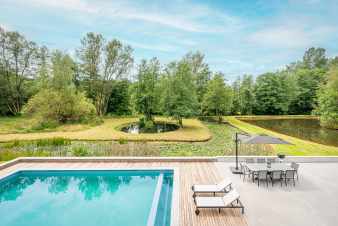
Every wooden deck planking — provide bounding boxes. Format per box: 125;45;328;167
0;161;247;226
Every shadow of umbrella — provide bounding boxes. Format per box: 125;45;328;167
230;133;293;174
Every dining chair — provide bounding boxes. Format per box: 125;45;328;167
270;170;283;187
256;170;268;187
283;170;296;186
291;162;300;180
257;158;266;163
245;158;255;164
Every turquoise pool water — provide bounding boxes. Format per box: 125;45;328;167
0;170;173;226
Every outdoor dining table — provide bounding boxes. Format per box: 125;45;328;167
246;163;294;172
245;163;294;182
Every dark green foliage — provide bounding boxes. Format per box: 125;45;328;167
0;27;37;115
183;52;211;113
254;73;290;115
289;68;325;114
134;58;160;122
315;66;338;129
72;147;90;156
161;61;199;127
23;51;97;126
107;80;131;115
303;47;328;69
231;75;255;115
202;73;232;122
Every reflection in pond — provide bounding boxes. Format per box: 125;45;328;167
121;123;179;134
242;118;338;147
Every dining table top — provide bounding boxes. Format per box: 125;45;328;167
245;163;294;172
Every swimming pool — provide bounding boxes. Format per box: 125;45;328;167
0;169;175;226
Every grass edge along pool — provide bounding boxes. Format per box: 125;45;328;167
0;169;176;226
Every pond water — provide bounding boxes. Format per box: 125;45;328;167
121;123;179;134
242;118;338;147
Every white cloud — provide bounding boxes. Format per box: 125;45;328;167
11;0;241;33
23;0;99;13
248;26;311;49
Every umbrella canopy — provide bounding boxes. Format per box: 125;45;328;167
231;133;292;174
239;134;292;145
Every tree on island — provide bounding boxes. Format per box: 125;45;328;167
134;58;161;128
161;61;198;127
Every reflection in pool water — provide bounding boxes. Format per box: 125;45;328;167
242;118;338;147
0;170;173;226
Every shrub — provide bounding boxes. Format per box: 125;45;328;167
72;147;89;156
36;138;71;147
23;88;97;127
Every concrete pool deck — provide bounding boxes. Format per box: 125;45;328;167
217;162;338;226
1;157;338;226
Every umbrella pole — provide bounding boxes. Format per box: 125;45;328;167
235;132;238;170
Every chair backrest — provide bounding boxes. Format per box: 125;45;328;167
217;178;232;190
291;162;299;171
257;158;266;163
258;170;268;179
271;170;282;179
245;158;255;164
285;170;295;179
222;189;240;205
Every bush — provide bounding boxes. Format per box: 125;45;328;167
23;88;97;127
36;138;71;147
72;147;89;156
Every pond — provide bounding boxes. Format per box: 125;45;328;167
121;122;179;134
242;118;338;147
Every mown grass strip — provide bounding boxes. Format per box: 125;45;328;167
225;116;338;156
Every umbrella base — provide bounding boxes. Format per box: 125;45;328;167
230;166;242;174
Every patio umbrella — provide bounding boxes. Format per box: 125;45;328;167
231;133;292;174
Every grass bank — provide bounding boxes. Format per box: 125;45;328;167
0;116;94;134
225;116;338;156
0;117;211;142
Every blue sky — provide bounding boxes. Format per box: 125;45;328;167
1;0;338;81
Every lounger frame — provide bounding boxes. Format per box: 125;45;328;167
193;196;245;215
191;183;232;197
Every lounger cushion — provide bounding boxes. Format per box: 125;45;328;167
192;185;218;192
192;178;232;192
195;189;240;208
195;196;225;207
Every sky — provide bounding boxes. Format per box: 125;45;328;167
1;0;338;81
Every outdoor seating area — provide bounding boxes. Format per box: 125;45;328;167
192;178;244;215
240;158;299;187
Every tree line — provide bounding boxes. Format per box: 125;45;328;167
0;27;337;129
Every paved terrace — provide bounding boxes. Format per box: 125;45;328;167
1;157;338;226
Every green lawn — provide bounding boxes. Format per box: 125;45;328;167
0;116;93;134
159;121;274;156
225;116;338;156
0;117;211;142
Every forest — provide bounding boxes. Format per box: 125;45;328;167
1;27;337;130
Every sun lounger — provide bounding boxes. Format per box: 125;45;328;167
193;189;244;215
191;178;232;197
